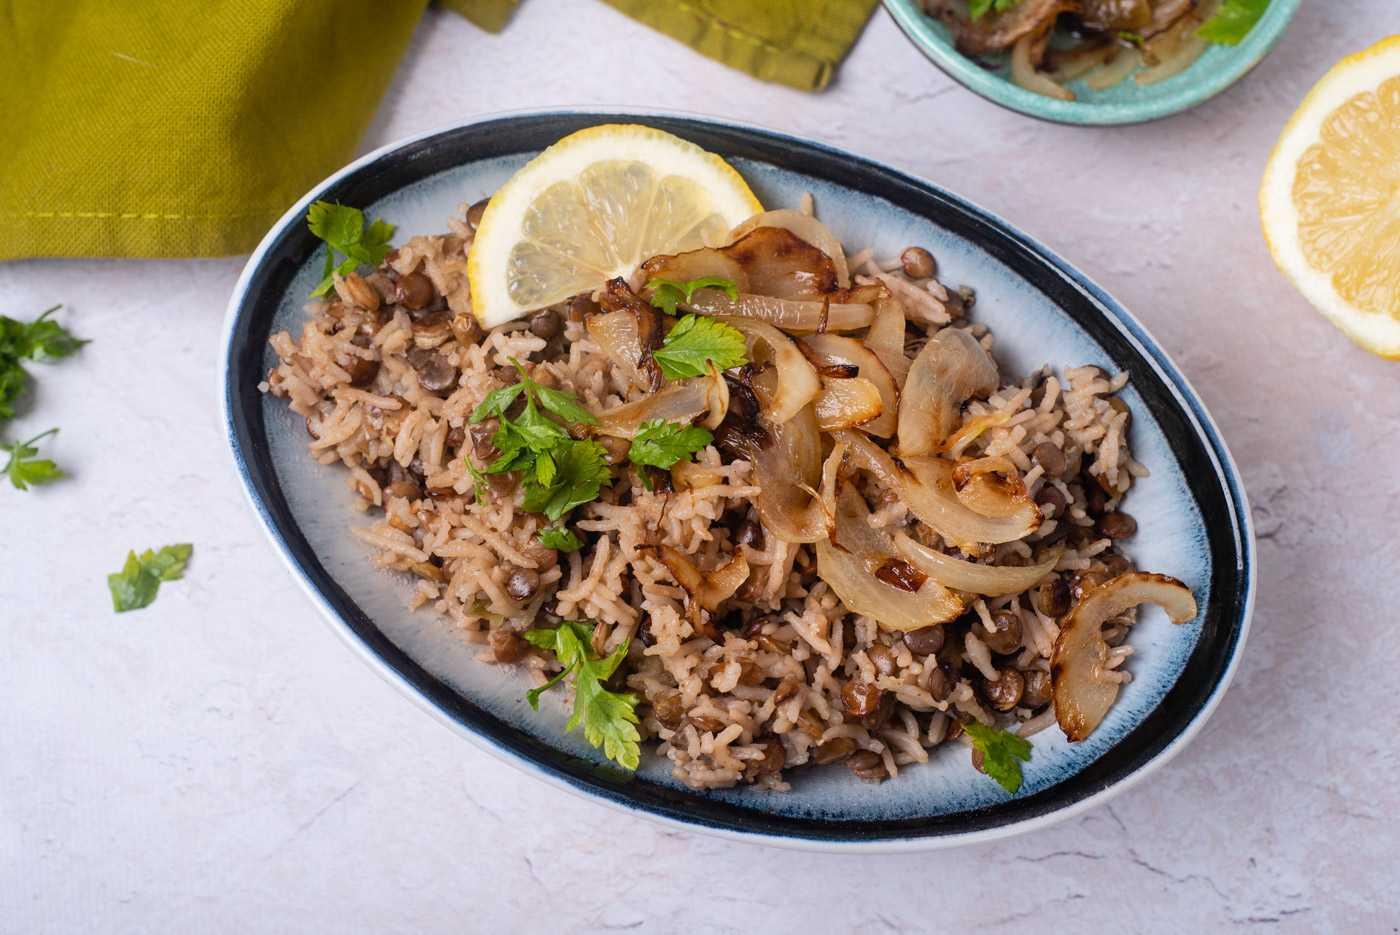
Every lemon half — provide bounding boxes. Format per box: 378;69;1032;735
1260;35;1400;359
467;124;763;328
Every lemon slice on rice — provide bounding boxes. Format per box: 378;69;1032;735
467;124;763;328
1260;35;1400;360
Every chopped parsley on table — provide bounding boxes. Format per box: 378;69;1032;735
963;720;1033;794
524;620;641;770
646;275;739;316
1;305;87;489
469;359;610;523
107;544;194;613
652;314;748;381
306;200;397;297
3;428;63;491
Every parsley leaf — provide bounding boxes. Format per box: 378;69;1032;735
0;306;88;422
524;620;641;770
469;361;607;522
1197;0;1268;45
963;720;1033;794
520;438;610;522
538;524;584;552
628;420;712;471
107;543;194;613
3;427;62;490
652;315;747;381
968;0;1020;20
306;201;397;297
646;276;739;316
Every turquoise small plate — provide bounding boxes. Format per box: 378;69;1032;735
882;0;1301;125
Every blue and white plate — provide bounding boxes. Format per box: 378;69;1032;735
221;111;1254;850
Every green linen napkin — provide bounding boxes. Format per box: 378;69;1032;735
0;0;876;261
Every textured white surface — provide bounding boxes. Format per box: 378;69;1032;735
3;2;1397;932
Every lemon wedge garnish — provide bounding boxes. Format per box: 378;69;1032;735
467;124;762;328
1260;35;1400;359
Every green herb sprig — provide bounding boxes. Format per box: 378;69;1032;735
652;314;747;381
3;428;63;490
524;621;641;770
306;201;397;297
469;360;610;523
1197;0;1268;45
646;275;739;315
963;720;1033;794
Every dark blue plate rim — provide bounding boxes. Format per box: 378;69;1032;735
220;108;1255;851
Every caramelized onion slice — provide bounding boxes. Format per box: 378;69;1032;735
1012;31;1074;102
817;485;963;632
639;247;750;293
728;210;850;288
743;404;828;544
832;431;1040;548
952;456;1035;520
866;296;910;389
720;226;837;299
897;328;998;458
585;309;649;390
814;377;884;430
894;532;1060;596
1053;572;1198;742
723;317;820;424
659;546;750;612
687;292;873;333
801;333;898;437
593;380;709;438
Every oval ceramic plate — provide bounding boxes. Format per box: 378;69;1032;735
221;111;1254;850
882;0;1300;125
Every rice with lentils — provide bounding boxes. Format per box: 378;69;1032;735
263;197;1174;792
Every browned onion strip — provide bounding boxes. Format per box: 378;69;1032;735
1053;573;1198;741
800;333;898;438
904;455;1042;545
952;455;1034;519
866;296;910;389
832;430;1040;548
748;404;828;543
1134;8;1208;85
1012;31;1074;101
728;210;850;289
659;546;750;612
722;317;820;424
720;226;837;299
897;328;998;458
687;291;873;333
814;377;884;431
593;380;709;438
701;362;729;430
639;247;750;293
943;409;1012;457
1085;48;1141;90
816;485;964;632
894;532;1061;596
585;309;650;390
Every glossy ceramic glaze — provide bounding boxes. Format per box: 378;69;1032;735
222;111;1254;849
882;0;1301;125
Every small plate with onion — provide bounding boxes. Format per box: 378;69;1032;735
221;110;1255;850
882;0;1301;125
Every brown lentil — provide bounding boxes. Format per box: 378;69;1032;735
903;625;945;657
846;750;888;783
652;692;684;729
973;609;1023;655
732;518;764;550
504;566;540;602
466;198;490;229
1098;511;1138;540
1033;575;1071;618
842;679;881;718
867;642;897;677
1021;668;1052;709
397;271;435;310
528;308;562;340
1033;441;1067;478
489;629;526;664
980;669;1025;711
900;246;936;279
813;737;857;764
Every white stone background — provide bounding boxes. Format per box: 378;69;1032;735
3;1;1398;932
